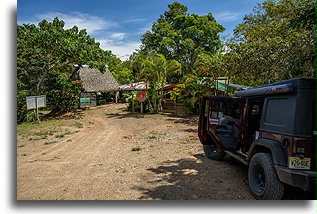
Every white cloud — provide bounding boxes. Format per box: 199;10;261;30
214;11;240;22
98;39;141;61
19;11;119;35
124;18;147;23
18;11;140;61
136;23;153;34
110;32;127;40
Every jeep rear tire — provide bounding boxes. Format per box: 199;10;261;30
203;144;226;161
248;153;284;200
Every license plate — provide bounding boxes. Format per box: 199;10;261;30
288;157;311;170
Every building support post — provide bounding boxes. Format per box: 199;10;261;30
132;93;134;113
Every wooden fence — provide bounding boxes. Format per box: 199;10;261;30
162;98;189;115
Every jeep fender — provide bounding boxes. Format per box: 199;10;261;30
247;138;287;166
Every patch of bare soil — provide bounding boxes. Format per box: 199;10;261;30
17;103;311;200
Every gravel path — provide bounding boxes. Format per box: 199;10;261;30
17;103;310;200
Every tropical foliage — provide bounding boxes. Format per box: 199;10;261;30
17;18;124;122
139;54;181;113
225;0;315;86
140;1;224;79
43;71;84;113
17;0;316;122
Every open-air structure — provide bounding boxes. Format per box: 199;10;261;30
70;67;119;92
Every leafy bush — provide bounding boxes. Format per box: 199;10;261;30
126;91;150;113
169;81;210;115
43;71;83;113
17;90;29;124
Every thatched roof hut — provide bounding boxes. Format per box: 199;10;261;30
71;67;119;92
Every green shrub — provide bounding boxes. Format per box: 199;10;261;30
17;90;38;124
17;90;28;124
43;71;83;113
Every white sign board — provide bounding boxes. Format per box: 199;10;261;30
26;95;46;110
26;97;36;110
37;96;46;108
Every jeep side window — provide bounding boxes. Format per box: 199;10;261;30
210;99;241;120
247;100;264;144
210;100;227;119
204;99;209;117
210;99;219;119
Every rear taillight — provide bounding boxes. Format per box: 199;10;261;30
292;139;309;156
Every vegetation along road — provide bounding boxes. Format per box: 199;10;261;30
17;104;310;200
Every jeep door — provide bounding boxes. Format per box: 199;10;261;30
198;96;212;145
208;97;243;150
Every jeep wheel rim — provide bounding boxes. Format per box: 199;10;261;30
254;163;265;192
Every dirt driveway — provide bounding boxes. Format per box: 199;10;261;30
17;103;310;200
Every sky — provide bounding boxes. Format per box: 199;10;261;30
17;0;265;61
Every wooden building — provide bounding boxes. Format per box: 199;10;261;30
161;78;229;115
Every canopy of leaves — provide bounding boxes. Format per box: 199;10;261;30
139;54;181;113
17;17;123;122
17;17;120;92
226;0;315;86
140;1;224;76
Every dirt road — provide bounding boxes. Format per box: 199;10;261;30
17;104;310;200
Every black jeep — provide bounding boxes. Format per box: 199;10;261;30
198;78;316;200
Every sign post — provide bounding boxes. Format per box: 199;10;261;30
136;91;146;114
26;95;46;122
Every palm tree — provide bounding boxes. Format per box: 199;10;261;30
141;54;181;113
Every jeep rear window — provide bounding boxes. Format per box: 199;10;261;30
264;98;290;126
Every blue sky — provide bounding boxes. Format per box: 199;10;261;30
17;0;265;60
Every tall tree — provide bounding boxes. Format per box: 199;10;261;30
226;0;315;86
141;54;181;113
140;1;224;77
17;17;117;92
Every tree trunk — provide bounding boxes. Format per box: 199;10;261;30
158;82;164;113
36;69;49;93
148;98;154;113
36;59;71;93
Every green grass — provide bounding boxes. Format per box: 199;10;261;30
17;120;64;136
131;147;141;151
17;120;82;141
73;122;83;128
35;130;57;136
44;141;57;145
55;134;65;138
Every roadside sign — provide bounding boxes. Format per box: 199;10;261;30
136;91;146;103
37;96;46;108
26;97;36;110
136;91;146;114
80;92;97;108
26;95;46;110
26;95;46;122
